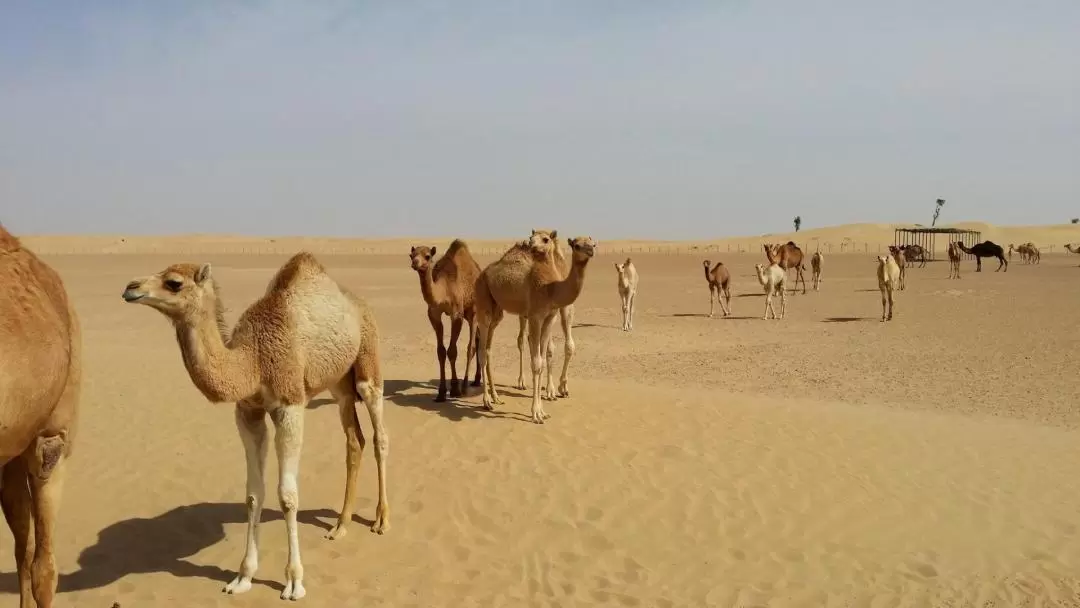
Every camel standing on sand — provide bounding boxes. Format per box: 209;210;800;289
947;241;963;279
899;244;928;268
810;252;823;291
475;230;596;424
122;252;388;601
877;255;901;322
702;260;731;317
0;224;81;608
615;258;638;331
513;238;575;395
754;262;787;320
766;242;807;294
955;241;1008;272
1065;244;1080;265
1025;242;1041;264
410;240;482;401
888;246;908;290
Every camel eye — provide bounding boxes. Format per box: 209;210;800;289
164;279;183;292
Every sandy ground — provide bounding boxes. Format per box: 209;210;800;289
3;242;1080;607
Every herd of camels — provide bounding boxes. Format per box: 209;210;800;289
2;220;1077;604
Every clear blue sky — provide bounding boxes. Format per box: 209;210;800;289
2;1;1077;239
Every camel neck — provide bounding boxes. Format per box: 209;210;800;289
416;265;445;305
550;257;589;308
173;303;257;403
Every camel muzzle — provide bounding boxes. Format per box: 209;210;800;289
122;281;146;302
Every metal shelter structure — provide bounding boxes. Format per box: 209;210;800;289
893;227;982;261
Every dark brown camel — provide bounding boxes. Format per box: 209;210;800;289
955;241;1008;272
899;244;927;268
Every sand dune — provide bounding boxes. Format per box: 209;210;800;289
2;229;1080;606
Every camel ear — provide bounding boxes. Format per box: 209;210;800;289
195;263;212;284
430;246;436;257
410;246;416;255
549;229;557;240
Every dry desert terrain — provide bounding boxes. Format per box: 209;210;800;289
4;229;1080;607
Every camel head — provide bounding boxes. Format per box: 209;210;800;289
409;245;437;272
567;236;597;262
524;229;559;258
702;260;711;269
122;262;217;321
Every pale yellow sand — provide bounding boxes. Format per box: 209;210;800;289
3;229;1080;607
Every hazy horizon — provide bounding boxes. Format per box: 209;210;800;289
3;1;1077;240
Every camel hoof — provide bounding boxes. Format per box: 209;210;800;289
325;525;347;540
281;580;306;601
434;392;447;403
371;520;389;535
224;575;254;595
449;385;462;398
471;379;482;387
514;382;527;391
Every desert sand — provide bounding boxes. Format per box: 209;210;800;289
3;224;1080;607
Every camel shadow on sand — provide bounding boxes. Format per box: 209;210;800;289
0;502;368;595
382;379;531;423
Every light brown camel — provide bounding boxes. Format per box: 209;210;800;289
615;258;639;331
947;241;962;279
877;255;900;322
888;245;908;290
513;237;575;397
766;242;807;294
1066;244;1080;265
754;262;787;320
0;224;81;608
702;260;732;317
475;230;596;424
810;251;824;291
1024;242;1041;264
409;240;482;401
122;252;388;601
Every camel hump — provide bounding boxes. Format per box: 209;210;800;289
0;223;20;253
446;239;470;255
268;251;325;292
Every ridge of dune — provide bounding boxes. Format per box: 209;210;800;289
16;221;1080;256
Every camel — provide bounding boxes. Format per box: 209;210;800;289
899;244;927;268
810;252;823;291
0;224;81;608
702;260;731;318
1066;244;1080;265
766;242;807;294
955;241;1008;272
1008;244;1025;263
1025;242;1041;264
947;241;962;279
1009;243;1037;264
754;262;787;320
409;240;483;401
475;230;596;424
122;252;388;601
888;246;908;290
877;255;901;322
615;258;639;331
513;238;575;396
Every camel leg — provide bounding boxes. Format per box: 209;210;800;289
527;315;554;424
620;292;630;330
557;305;575;398
779;286;787;319
427;310;448;402
800;268;807;295
225;404;269;595
271;404;306;601
542;330;557;401
720;287;732;316
355;356;390;536
326;382;364;541
479;308;504;410
447;317;464;397
763;291;772;320
2;457;34;607
708;286;715;318
628;292;636;330
25;433;68;608
515;316;527;390
465;313;481;387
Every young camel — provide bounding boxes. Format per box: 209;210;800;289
947;241;963;279
754;262;787;320
122;252;388;601
877;255;901;322
475;231;597;424
0;224;81;608
766;242;807;294
810;251;824;291
888;245;907;290
702;260;731;318
615;258;639;331
1066;244;1080;265
409;240;482;401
